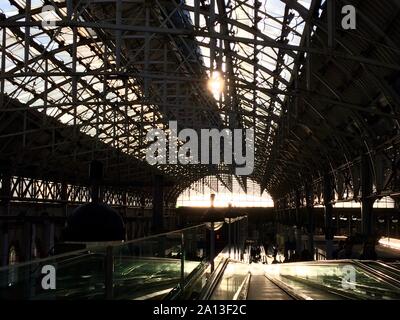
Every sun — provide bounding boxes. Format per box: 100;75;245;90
207;71;224;98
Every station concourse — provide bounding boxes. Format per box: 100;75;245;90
1;0;400;300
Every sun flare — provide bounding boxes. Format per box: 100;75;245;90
207;71;224;98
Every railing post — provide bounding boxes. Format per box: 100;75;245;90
105;246;114;299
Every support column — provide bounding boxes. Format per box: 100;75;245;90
23;219;32;261
152;175;164;234
323;174;334;259
89;160;104;203
327;0;336;48
44;217;55;257
305;183;314;256
0;163;12;216
0;164;11;266
239;218;243;260
295;190;302;254
237;219;240;260
180;231;185;292
361;154;375;237
228;218;231;258
122;191;128;239
348;216;352;236
210;221;215;272
234;220;238;259
1;224;8;266
61;181;68;216
31;223;36;258
105;246;114;299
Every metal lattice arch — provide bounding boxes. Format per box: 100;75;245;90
1;0;400;210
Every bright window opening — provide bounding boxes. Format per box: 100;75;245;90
177;175;274;207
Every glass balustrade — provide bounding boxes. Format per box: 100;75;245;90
0;224;209;300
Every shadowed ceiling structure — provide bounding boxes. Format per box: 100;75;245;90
1;0;400;211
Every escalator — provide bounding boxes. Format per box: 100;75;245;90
261;260;400;300
195;259;400;300
199;259;340;300
246;275;295;300
2;223;400;300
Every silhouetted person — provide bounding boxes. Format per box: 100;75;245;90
360;242;377;260
272;247;279;264
300;248;313;261
338;238;358;259
284;240;290;261
333;240;345;259
288;252;299;262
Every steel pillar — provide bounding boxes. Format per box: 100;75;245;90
0;164;11;265
235;220;238;259
210;222;215;272
105;246;114;299
327;0;336;48
44;219;55;256
0;163;12;216
23;219;32;262
61;181;68;216
295;190;302;254
305;183;314;256
361;154;375;237
180;231;185;292
228;217;231;258
89;160;104;203
152;174;164;233
1;225;8;266
323;173;334;259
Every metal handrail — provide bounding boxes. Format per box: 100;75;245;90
365;261;400;278
233;272;251;300
267;260;400;299
163;260;209;300
351;260;400;288
302;259;400;288
68;223;207;247
198;257;229;300
275;274;359;300
264;273;308;300
267;259;400;288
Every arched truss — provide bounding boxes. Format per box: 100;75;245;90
263;0;400;205
1;0;400;206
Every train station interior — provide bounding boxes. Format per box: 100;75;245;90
1;0;400;300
